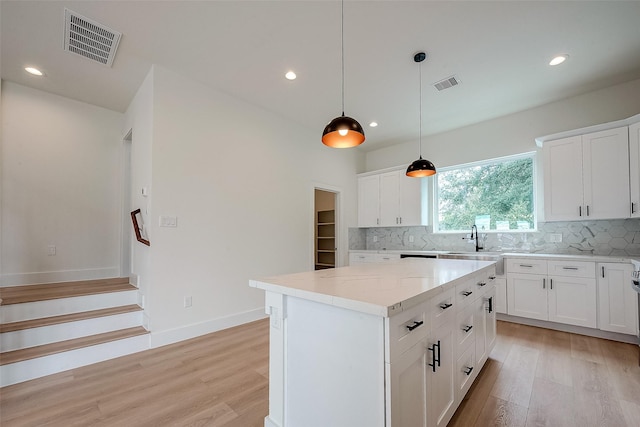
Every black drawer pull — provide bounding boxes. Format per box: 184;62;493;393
406;320;424;331
519;264;533;268
440;303;453;310
464;366;474;376
427;340;441;372
463;325;473;333
562;266;579;270
462;291;473;297
477;282;486;287
489;276;496;280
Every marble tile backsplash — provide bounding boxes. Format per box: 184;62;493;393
349;219;640;257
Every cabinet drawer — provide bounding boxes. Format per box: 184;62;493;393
456;345;476;399
387;302;429;360
547;260;595;278
455;279;476;309
506;258;547;275
430;288;456;328
456;305;475;354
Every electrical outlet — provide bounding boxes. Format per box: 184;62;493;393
160;216;178;227
47;245;56;256
373;236;378;243
409;235;414;243
550;233;563;243
184;296;192;308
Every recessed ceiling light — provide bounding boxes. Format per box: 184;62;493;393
25;67;44;76
369;122;378;127
285;71;297;80
549;55;569;66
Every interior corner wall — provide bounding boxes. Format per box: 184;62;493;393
144;65;362;346
1;81;124;286
364;78;640;173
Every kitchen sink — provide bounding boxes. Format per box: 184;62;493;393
438;252;504;275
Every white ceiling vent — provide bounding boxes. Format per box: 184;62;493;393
433;76;461;91
63;8;121;67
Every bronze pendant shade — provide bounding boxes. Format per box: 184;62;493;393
406;52;436;177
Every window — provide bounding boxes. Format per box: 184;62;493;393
435;153;536;232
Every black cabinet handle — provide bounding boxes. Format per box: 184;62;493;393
579;206;582;217
439;303;453;310
543;278;546;289
477;282;486;287
464;366;474;376
487;296;493;313
489;276;496;280
462;291;473;297
550;279;553;290
406;320;424;331
602;266;605;278
463;325;473;333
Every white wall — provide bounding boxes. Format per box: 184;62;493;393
128;66;363;346
1;82;123;286
365;78;640;172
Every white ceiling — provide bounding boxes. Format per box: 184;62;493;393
3;1;640;152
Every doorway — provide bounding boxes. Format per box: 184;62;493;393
314;189;338;270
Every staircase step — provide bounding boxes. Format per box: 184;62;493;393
0;277;134;305
0;304;142;333
0;326;149;366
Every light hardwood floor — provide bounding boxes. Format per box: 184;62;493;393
1;319;639;426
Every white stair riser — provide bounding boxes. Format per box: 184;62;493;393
0;291;138;323
1;311;143;351
0;334;150;387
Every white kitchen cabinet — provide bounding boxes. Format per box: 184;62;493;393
598;262;638;335
426;325;456;427
357;169;426;227
630;122;640;217
474;287;497;367
389;339;428;427
506;258;597;328
543;126;630;221
493;275;507;314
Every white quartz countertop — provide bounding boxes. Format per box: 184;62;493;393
349;249;634;264
250;258;495;317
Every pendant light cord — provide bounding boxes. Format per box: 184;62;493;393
418;59;423;158
341;0;345;116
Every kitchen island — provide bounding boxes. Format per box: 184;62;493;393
250;258;497;427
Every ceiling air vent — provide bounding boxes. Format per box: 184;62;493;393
433;76;461;91
63;8;121;67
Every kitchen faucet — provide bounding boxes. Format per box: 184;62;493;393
463;224;484;252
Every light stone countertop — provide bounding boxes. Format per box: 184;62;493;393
250;258;495;317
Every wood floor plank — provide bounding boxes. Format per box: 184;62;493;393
473;395;528;427
570;333;606;365
490;343;539;408
525;377;576;427
535;330;573;387
619;399;640;427
0;277;133;305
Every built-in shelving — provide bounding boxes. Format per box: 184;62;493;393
315;210;335;270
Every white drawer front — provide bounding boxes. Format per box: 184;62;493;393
456;345;476;398
430;288;456;328
387;302;429;360
506;258;547;275
456;305;475;353
547;260;595;278
455;279;476;310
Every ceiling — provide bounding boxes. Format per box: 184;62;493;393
3;1;640;152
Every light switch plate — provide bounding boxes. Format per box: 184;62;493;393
159;216;178;227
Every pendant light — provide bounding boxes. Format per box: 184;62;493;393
322;0;365;148
406;52;436;177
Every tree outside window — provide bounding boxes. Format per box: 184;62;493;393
436;155;535;232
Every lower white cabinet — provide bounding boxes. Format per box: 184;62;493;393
598;262;638;335
506;258;597;328
426;325;456;427
389;339;428;426
493;276;507;314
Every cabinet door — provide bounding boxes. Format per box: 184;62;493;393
398;172;424;226
389;341;428;427
543;136;584;221
582;127;630;219
485;288;497;351
507;273;548;320
358;175;380;227
598;263;638;335
427;327;456;427
630;123;640;217
493;277;507;314
379;171;400;226
548;275;597;328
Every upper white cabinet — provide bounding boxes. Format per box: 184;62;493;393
543;126;630;221
629;122;640;217
357;169;427;227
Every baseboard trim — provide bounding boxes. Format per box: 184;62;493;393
0;267;121;287
497;313;639;344
149;308;267;348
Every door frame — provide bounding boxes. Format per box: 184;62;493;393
312;184;343;269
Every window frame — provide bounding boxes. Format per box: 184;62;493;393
432;152;538;234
